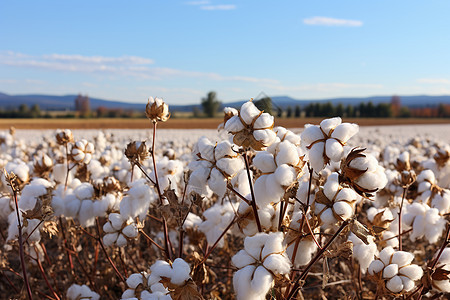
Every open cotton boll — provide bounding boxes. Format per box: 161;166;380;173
207;168;227;197
300;125;324;147
355;166;388;191
275;126;301;145
240;101;262;124
253;129;277;146
224;115;245;132
78;200;96;227
320;117;342;135
308;142;325;172
254;113;274;129
386;276;403;293
253;151;276;173
170;258;191;285
349;154;379;173
233;265;268;300
275;141;300;166
199;202;236;248
103;232;119;247
331;122;359;143
325;138;344;162
216;157;244;177
323;172;340;199
274;164;297;187
348;233;377;273
67;284;100;300
232;250;257;269
182;212;202;230
368;260;385;275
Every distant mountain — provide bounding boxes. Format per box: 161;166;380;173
1;92;449;112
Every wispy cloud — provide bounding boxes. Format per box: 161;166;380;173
303;16;363;27
200;5;236;10
417;78;450;84
266;82;382;93
0;51;274;84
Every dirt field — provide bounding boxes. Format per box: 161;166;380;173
0;117;449;130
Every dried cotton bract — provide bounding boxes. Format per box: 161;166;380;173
146;97;170;122
301;117;358;172
232;232;291;300
430;247;450;292
224;101;276;150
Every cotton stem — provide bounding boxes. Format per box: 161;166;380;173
243;151;262;232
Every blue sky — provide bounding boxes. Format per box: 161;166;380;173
1;0;449;105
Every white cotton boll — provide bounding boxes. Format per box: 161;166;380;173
26;219;42;242
207;168;227;197
379;246;395;265
333;201;353;220
116;234;128;247
253;151;276;173
250;266;274;296
216;157;244;177
121;289;136;299
399;275;415;292
432;192;450;214
349;155;379;173
301;125;324;147
254;113;274;129
263;254;291;274
170;258;191;285
214;140;234;160
399;265;423;281
391;251;414;267
335;188;357;202
308;142;325;172
368;260;385;275
103;222;115;233
417;169;435;183
253;129;276;146
331;123;359;143
104;232;119;247
274;165;297;187
182;213;202;230
356;167;388;190
265;173;286;201
434;280;450;293
78;200;95;227
240;101;261;125
383;264;399;279
65;198;81;218
320;208;336;225
225;115;245;132
234;265;262;300
276;141;300;166
109;213;124;230
323;173;340;200
123;224;138;238
149;261;172;285
348;234;377;273
74;183;94;200
325;139;344;162
386;275;403;293
244;233;267;260
232;250;256;269
126;273;145;289
410;215;426;241
383;231;399;248
320;117;341;135
261;232;285;258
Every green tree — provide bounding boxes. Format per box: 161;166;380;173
294;105;301;118
336;103;344;117
286;106;293;118
30;104;41;118
201;91;221;117
254;97;273;115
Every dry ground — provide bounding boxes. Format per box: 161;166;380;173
0;117;449;130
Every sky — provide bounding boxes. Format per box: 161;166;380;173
1;0;450;105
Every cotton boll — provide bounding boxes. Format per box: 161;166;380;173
116;234;128;247
240;102;262;125
225;115;245;132
333;201;353;220
123;224;138;238
170;258;191;285
74;183;94;200
348;233;377;273
253;113;274;129
386;275;403;293
78;200;95;227
216;157;244;177
320;208;336;225
331;123;359;143
398;265;423;281
103;232;118;247
263;254;291;274
399;276;415;292
323;172;340;199
368;260;385;276
379;246;395;265
383;264;399;279
233;265;263;300
261;232;285;258
253;151;276;173
253;129;276;146
276;141;300;166
301;125;324;147
308;142;325;172
126;273;146;289
250;266;274;295
320;117;342;135
325;139;344;162
232;250;256;269
274;164;297;187
207;168;227;197
391;251;414;267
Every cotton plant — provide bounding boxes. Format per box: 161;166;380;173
103;212;139;247
120;178;156;221
188;136;244;197
402;202;446;244
236;200;281;236
253;139;305;207
348;233;378;273
368;246;423;294
415;169;450;214
122;272;171;300
366;207;399;248
232;232;291;300
300;117;359;173
312;172;359;226
224;101;276;150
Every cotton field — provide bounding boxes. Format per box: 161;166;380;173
1;99;450;299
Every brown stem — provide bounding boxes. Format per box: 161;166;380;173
398;186;408;251
33;246;60;300
58;217;74;272
287;219;350;300
200;216;236;265
227;184;251;205
1;270;19;294
135;162;156;185
64;143;70;191
10;185;33;299
139;229;165;252
243;151;262;232
95;218;125;282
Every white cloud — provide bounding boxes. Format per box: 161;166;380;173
0;51;274;84
266;82;382;93
417;78;450;84
200;5;236;10
303;16;363;27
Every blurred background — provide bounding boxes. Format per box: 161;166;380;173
1;0;450;124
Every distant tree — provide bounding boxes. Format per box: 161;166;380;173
201;91;221;117
286;106;293;118
30;104;41;118
346;105;355;117
294;105;301;118
75;94;90;117
375;103;392;118
322;102;335;117
336;103;344;117
192;106;201;118
19;104;30;117
304;103;314;117
254;97;273;115
277;107;283;118
367;101;375;117
399;107;411;118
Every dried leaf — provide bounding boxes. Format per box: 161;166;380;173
315;189;332;206
324;241;353;260
350;220;371;245
432;268;450;281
